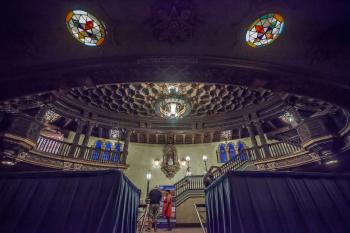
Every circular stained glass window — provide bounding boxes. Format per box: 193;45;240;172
66;10;106;46
246;13;285;48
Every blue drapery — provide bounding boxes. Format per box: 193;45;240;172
0;170;140;233
205;171;350;233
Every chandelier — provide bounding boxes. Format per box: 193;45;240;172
154;84;191;119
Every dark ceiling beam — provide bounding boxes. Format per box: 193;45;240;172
0;57;349;110
62;118;72;128
267;121;278;130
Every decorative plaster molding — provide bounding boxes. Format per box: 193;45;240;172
254;152;320;171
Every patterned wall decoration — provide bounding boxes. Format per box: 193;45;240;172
149;0;198;43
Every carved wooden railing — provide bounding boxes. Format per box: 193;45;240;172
174;141;303;205
34;135;125;166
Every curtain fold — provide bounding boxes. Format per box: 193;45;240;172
205;171;350;233
0;170;140;233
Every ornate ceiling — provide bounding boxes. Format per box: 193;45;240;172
1;0;350;110
66;83;273;118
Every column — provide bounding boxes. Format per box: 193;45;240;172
255;121;271;158
210;132;214;143
122;129;131;164
98;127;103;138
238;127;243;139
246;124;260;159
69;119;85;157
79;122;94;158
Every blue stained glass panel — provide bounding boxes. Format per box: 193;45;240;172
219;144;227;163
228;143;236;160
92;141;102;160
113;143;122;163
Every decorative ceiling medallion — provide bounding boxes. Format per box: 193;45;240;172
154;84;191;119
66;10;106;46
150;0;198;43
246;13;284;48
161;144;180;178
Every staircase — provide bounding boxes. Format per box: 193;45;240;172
174;141;306;206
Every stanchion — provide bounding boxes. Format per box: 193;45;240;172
137;204;150;233
194;203;207;233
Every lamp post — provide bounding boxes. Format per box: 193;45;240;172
202;155;208;172
185;156;191;176
146;170;152;198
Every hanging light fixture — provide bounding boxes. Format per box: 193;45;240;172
154;83;191;119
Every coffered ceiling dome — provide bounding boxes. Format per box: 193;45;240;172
66;83;273;118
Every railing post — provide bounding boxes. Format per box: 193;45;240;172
69;119;85;158
255;121;272;158
247;124;261;159
79;122;94;159
121;129;131;164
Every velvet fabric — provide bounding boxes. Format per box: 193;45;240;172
0;170;140;233
205;171;350;233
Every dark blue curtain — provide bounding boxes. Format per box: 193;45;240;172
206;171;350;233
0;170;140;233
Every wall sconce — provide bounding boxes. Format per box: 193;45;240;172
146;170;152;196
153;158;161;168
146;171;152;180
202;155;208;172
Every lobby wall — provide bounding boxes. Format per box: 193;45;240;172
63;131;275;198
125;138;252;200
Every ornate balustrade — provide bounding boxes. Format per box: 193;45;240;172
174;141;304;205
19;136;129;170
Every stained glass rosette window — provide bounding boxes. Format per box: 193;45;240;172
246;13;285;48
66;10;106;46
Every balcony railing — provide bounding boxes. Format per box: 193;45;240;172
35;136;125;166
174;141;303;204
